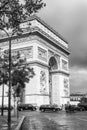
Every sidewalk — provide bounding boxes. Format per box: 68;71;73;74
0;111;21;130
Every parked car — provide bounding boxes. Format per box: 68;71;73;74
39;104;60;112
0;105;13;111
78;103;87;110
17;104;37;111
52;104;62;111
65;104;85;113
65;105;75;113
74;105;85;111
31;103;38;109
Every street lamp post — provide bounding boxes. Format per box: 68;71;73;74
0;32;12;130
8;37;12;130
0;50;5;116
1;80;4;116
1;30;12;130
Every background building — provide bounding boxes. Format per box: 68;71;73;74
0;15;70;106
70;93;86;105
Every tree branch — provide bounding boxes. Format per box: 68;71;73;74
0;1;9;10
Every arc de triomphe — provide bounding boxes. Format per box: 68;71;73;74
0;15;70;106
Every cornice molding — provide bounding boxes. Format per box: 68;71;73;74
62;96;70;98
28;15;68;44
31;27;70;55
28;60;49;69
25;94;49;96
0;16;70;55
50;70;69;76
35;36;69;58
0;28;70;55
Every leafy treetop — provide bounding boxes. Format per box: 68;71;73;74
0;50;35;97
0;0;46;35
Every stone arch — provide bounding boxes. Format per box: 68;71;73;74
49;56;58;104
49;56;58;71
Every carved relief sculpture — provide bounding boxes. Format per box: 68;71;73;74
3;46;33;60
62;60;68;70
64;79;69;96
38;47;47;61
19;47;33;59
40;71;47;94
12;46;33;60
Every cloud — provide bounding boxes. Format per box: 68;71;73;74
39;0;87;69
0;0;87;93
70;68;87;93
38;0;87;93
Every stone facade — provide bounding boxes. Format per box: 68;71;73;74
0;15;70;106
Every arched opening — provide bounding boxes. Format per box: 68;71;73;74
49;57;58;71
49;57;58;104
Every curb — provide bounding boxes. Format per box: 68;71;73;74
15;116;25;130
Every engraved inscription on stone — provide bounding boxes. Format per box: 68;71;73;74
38;47;47;61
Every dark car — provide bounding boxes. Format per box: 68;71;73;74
32;104;38;109
78;103;87;110
74;105;85;111
65;104;85;113
0;105;13;111
65;105;75;113
39;104;60;112
52;104;62;111
17;104;37;111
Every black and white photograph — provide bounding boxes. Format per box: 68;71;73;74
0;0;87;130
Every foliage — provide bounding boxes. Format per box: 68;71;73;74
0;50;35;97
80;97;87;103
0;0;45;125
0;0;45;97
0;0;46;35
0;51;9;85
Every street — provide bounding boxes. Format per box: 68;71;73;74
19;111;87;130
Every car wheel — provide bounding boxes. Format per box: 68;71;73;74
20;108;23;111
57;108;60;111
53;109;56;112
41;109;45;112
80;109;82;111
33;108;36;111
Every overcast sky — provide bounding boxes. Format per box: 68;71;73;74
0;0;87;94
38;0;87;94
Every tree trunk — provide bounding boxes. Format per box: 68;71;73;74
13;97;17;116
1;83;4;116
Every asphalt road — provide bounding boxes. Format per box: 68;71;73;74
20;110;87;130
